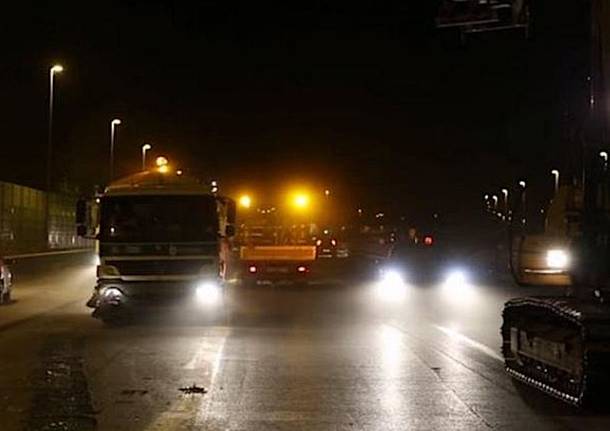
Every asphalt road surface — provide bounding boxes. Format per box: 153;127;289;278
1;252;609;430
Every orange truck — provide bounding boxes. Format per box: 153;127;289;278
239;225;317;285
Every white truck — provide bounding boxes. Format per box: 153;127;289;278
77;169;236;323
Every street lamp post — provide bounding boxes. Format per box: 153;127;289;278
141;143;152;171
519;180;527;225
600;151;608;171
551;169;559;197
501;188;509;211
109;119;122;181
47;64;64;191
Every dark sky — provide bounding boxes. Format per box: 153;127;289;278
1;1;591;220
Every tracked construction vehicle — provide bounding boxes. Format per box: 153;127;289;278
438;0;610;405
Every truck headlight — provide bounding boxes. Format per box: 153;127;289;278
546;249;569;269
100;287;123;305
195;281;221;306
97;265;120;278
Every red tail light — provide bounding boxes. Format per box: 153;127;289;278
297;265;308;273
248;265;257;273
423;236;434;246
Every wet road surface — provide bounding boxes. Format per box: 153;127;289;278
1;252;609;430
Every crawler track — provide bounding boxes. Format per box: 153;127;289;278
502;296;610;406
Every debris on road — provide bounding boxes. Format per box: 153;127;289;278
178;384;208;394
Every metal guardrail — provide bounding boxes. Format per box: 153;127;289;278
5;248;92;260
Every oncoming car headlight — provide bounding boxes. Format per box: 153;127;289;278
195;281;222;306
374;268;407;302
444;269;468;287
546;249;569;269
441;268;477;305
380;269;404;286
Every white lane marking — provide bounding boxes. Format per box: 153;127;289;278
7;248;92;259
183;336;226;378
145;330;228;431
434;325;503;362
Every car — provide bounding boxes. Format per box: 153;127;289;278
315;235;338;258
383;234;448;284
0;257;13;304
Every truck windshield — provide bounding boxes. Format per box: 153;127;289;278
100;195;218;243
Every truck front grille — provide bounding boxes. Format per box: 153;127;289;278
106;259;212;276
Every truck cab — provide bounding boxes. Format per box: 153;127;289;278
77;170;235;322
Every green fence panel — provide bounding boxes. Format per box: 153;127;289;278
0;181;92;254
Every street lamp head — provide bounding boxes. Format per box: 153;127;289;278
501;188;508;195
519;180;526;188
551;169;559;175
51;64;64;73
155;156;168;167
142;143;152;151
111;119;122;126
293;193;310;209
600;151;608;161
239;195;252;209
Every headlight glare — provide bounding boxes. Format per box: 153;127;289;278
375;268;407;302
445;270;467;287
546;249;569;269
100;287;123;305
195;281;221;306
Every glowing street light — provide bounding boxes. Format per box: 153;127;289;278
601;151;608;171
141;143;152;171
47;64;64;191
293;193;310;209
324;189;331;197
109;118;122;181
551;169;559;197
491;194;499;210
154;156;169;173
239;195;252;209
